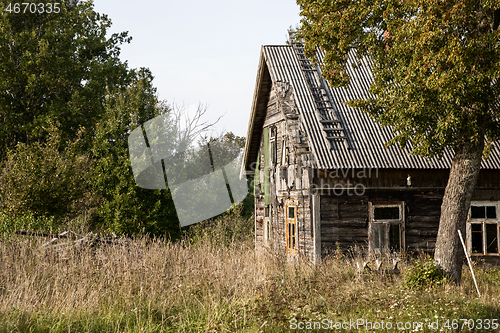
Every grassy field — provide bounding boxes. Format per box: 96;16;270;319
1;217;499;332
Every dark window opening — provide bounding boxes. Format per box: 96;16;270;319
471;205;497;219
288;206;295;219
487;206;497;219
468;204;499;256
471;224;483;253
388;224;401;251
471;206;485;219
271;140;276;165
373;206;399;220
486;224;499;254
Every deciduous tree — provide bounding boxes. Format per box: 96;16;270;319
0;0;131;160
297;0;500;282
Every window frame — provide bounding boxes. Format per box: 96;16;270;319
286;202;297;254
467;201;500;256
368;202;405;255
264;217;271;246
270;126;277;166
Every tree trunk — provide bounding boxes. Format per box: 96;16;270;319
434;135;485;283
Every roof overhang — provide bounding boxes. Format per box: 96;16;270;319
240;47;272;178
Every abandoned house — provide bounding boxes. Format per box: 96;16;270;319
240;33;500;265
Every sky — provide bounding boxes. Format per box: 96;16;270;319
92;0;302;138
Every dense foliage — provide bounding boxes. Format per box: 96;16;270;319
0;1;250;237
405;256;447;288
90;69;181;236
0;124;93;220
297;0;500;157
0;0;131;160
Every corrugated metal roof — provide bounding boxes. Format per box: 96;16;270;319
262;45;500;169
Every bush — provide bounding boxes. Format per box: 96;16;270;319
0;124;95;222
404;255;446;288
0;212;58;237
186;204;254;248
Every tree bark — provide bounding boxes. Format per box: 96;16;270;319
434;134;485;283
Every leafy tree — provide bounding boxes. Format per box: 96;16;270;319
90;68;181;237
0;0;131;161
297;0;500;282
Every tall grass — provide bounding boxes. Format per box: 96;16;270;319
1;215;499;332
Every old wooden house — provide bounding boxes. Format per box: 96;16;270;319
240;34;500;264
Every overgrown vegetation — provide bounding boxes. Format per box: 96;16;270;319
1;215;499;332
0;1;247;238
405;255;447;289
0;124;94;222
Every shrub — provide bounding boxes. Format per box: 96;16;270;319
404;255;446;288
0;212;58;236
186;204;254;248
0;124;95;222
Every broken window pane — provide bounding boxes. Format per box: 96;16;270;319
486;224;499;254
370;223;385;254
373;206;399;220
471;206;485;219
388;224;401;252
487;206;497;219
471;224;483;253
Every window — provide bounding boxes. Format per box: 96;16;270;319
468;202;499;256
369;203;404;255
270;126;277;165
264;218;271;245
286;203;297;254
281;138;287;166
264;208;272;246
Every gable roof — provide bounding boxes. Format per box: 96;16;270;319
242;45;500;174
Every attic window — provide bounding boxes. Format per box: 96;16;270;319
270;126;277;165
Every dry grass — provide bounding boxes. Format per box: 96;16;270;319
1;218;500;332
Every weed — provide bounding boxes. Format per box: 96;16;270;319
404;255;446;288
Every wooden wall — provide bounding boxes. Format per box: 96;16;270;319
312;168;500;189
254;82;316;262
319;189;444;256
319;188;500;260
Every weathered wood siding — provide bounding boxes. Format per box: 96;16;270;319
319;190;442;255
319;194;369;255
254;82;316;262
319;188;500;259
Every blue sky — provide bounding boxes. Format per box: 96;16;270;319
92;0;301;138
